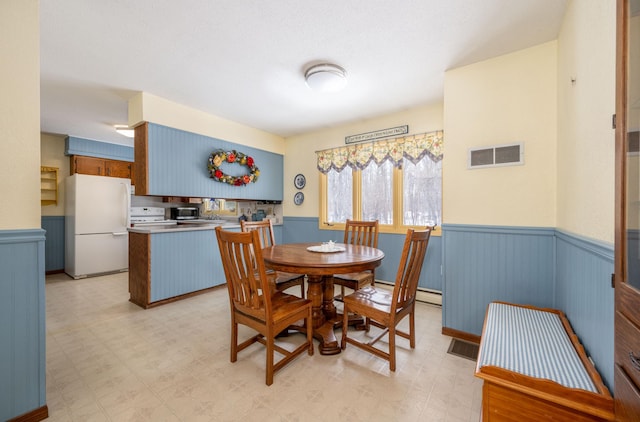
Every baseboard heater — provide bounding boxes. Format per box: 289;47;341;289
375;280;442;305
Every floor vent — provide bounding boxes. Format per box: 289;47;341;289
447;338;479;361
468;143;523;169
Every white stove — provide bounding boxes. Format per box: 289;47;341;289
130;207;177;227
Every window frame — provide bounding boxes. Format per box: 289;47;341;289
319;162;441;236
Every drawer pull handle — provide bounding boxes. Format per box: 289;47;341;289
630;352;640;371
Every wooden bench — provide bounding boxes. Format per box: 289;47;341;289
475;302;614;421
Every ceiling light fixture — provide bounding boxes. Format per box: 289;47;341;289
114;124;134;138
305;63;348;92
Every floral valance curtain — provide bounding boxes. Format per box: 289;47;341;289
316;130;443;174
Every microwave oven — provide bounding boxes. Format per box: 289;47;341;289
170;207;199;220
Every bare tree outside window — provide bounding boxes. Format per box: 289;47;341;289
362;160;393;224
403;157;441;227
327;167;353;223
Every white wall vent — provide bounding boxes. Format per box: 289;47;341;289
468;143;524;169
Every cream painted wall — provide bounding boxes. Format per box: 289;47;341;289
0;0;40;230
283;104;444;217
443;41;558;227
40;133;69;217
557;0;616;243
128;92;285;154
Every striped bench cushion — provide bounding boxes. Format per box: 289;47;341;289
478;302;597;393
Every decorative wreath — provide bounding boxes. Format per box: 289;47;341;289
208;149;260;186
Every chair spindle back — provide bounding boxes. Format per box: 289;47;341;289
240;219;276;248
343;219;379;248
216;227;271;317
391;228;431;312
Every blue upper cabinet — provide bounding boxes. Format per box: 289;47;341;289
134;122;283;200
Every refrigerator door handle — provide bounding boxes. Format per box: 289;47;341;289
112;231;128;236
122;182;131;227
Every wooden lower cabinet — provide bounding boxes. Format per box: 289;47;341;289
615;365;640;421
483;382;606;422
128;232;151;307
128;228;231;308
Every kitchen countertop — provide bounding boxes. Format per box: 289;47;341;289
128;218;282;234
128;221;241;234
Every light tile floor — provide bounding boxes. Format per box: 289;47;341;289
44;272;482;421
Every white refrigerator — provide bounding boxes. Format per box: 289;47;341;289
65;174;131;279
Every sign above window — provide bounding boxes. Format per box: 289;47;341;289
345;125;409;144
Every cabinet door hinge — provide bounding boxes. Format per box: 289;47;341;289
612;114;617;129
611;273;615;288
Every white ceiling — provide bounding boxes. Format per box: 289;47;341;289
40;0;568;147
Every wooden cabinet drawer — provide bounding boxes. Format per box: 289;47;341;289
615;364;640;421
616;310;640;389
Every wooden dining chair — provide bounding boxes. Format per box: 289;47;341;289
240;219;306;298
333;219;379;300
340;228;432;371
215;227;314;386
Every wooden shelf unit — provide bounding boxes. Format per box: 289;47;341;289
40;166;58;206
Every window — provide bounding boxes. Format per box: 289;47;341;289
362;160;393;224
326;166;353;222
318;131;443;233
402;157;441;226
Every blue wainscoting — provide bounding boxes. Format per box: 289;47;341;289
42;216;65;272
442;224;556;336
149;229;231;303
41;209;282;278
442;224;614;390
0;229;46;421
282;217;443;292
554;229;614;389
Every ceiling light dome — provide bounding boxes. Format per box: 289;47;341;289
114;124;134;138
305;63;347;92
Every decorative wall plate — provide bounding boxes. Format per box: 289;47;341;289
293;191;304;205
294;173;306;189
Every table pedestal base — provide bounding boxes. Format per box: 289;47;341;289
314;317;342;355
263;242;384;356
287;316;364;355
304;275;365;355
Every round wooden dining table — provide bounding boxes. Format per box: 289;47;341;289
262;242;384;355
